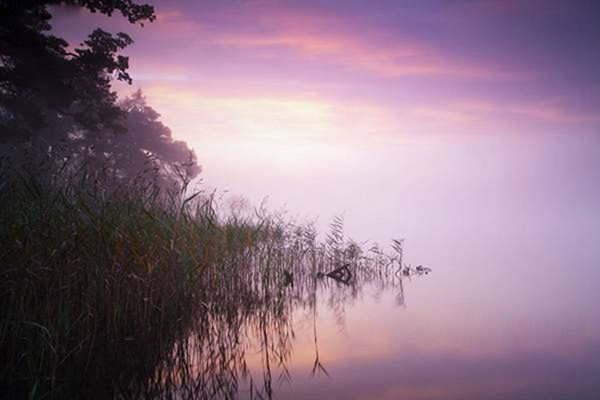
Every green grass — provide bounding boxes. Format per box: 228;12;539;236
0;162;427;398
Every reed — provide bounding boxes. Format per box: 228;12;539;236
0;158;428;398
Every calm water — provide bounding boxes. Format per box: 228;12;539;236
108;131;600;399
189;131;600;399
241;248;600;400
133;222;600;400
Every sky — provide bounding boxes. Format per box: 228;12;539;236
50;0;600;143
49;0;600;235
49;2;600;397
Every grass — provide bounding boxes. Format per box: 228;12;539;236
0;158;428;399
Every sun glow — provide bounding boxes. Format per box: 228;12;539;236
142;86;339;143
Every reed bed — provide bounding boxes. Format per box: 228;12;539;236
0;159;428;399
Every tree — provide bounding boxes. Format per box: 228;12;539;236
89;90;201;191
0;0;201;189
0;0;155;140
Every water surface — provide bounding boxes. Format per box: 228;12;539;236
192;131;600;399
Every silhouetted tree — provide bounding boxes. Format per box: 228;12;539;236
0;1;201;189
0;0;154;140
83;90;201;191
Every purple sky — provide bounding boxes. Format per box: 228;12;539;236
51;0;600;143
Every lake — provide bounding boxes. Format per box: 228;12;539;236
140;131;600;398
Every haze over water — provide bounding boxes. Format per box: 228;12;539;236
53;1;600;398
230;130;600;399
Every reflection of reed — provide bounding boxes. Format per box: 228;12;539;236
119;217;429;399
310;277;329;379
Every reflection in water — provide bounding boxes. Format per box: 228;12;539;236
119;220;428;399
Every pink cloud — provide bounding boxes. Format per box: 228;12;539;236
454;99;600;124
513;102;600;124
132;3;527;81
214;30;525;80
154;10;181;22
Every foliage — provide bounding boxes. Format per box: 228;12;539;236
0;0;200;189
115;90;202;191
0;0;154;139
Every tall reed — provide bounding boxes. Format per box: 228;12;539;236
0;157;428;398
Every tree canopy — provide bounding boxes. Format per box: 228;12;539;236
0;0;201;190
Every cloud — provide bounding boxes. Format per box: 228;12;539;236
512;101;600;124
453;99;600;124
407;107;477;124
132;82;599;152
139;85;393;144
397;98;600;135
214;30;525;80
137;4;527;81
